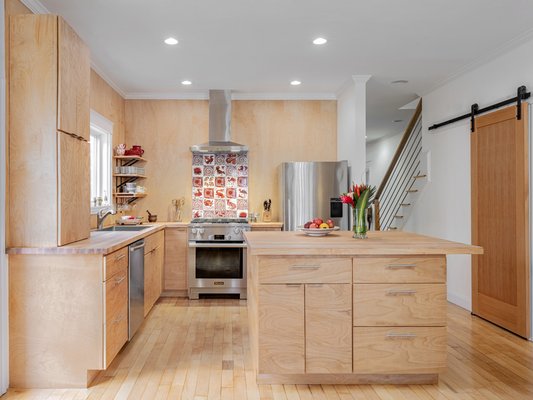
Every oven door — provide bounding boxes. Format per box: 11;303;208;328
188;241;247;290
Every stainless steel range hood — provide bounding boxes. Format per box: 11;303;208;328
190;90;248;153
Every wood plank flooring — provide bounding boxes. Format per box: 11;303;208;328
4;299;533;399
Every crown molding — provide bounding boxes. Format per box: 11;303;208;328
125;92;209;100
352;74;372;85
231;92;336;100
423;26;533;96
20;0;49;14
125;92;337;100
90;62;127;98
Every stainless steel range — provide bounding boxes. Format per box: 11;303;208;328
188;218;250;299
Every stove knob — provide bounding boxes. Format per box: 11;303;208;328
191;228;197;234
233;227;241;234
195;228;204;240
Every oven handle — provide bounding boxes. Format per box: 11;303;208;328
188;241;247;248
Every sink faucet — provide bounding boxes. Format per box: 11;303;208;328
97;208;116;230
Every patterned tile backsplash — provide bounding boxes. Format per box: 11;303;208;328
192;152;248;219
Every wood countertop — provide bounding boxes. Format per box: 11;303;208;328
250;222;283;228
7;222;180;255
244;230;482;256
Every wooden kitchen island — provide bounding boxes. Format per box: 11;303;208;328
244;230;482;385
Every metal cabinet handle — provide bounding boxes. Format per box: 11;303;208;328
386;264;416;269
130;243;145;252
290;265;320;270
115;254;126;262
114;275;126;285
113;314;126;325
386;289;416;296
386;333;417;340
307;284;323;287
286;284;302;287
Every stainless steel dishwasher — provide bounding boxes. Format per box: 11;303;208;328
128;239;145;340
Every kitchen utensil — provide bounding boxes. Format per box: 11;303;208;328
147;210;157;222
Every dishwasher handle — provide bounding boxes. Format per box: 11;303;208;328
130;242;145;252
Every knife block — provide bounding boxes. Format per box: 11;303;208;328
262;211;272;222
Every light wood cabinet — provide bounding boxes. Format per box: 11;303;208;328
58;132;91;245
9;14;90;247
144;231;164;316
57;17;90;140
305;284;352;373
104;260;128;367
353;256;446;283
256;257;352;375
353;327;447;374
163;227;188;295
258;284;304;374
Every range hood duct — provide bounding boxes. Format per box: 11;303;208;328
190;90;248;153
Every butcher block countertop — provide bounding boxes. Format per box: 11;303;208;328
244;230;483;256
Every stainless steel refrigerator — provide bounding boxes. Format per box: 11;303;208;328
280;161;349;231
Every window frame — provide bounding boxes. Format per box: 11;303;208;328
89;110;113;214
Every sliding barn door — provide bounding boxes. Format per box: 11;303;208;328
471;104;530;338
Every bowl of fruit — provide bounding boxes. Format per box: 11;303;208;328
299;218;340;237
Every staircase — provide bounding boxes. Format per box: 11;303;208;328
374;100;425;231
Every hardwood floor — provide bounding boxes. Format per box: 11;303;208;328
4;299;533;399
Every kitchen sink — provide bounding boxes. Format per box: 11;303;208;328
98;225;153;232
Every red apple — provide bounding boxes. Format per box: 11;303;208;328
326;219;334;228
304;221;312;228
313;218;323;226
309;223;319;229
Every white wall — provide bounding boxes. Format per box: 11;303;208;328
404;37;533;311
366;132;403;188
337;76;370;185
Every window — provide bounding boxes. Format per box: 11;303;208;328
90;110;113;212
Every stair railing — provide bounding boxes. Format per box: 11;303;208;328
374;100;423;231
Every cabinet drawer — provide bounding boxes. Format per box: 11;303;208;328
353;256;445;283
144;230;164;255
258;257;352;284
104;266;128;367
353;327;447;374
104;247;128;281
353;284;446;326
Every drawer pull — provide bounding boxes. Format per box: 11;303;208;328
112;314;126;325
286;284;302;287
115;254;126;262
307;284;323;287
386;333;417;340
386;264;416;269
114;275;126;285
386;289;416;296
290;265;320;270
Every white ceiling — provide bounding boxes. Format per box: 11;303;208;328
31;0;533;140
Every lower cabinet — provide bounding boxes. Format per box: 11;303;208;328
257;257;353;375
104;258;128;367
306;284;352;373
258;284;305;374
163;227;188;294
144;230;164;316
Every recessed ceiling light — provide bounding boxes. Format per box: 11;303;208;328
313;37;327;45
164;37;178;45
181;80;192;85
290;80;301;86
393;119;403;123
391;80;408;84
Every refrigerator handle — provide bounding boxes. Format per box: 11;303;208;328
287;198;291;231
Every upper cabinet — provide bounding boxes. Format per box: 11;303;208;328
58;18;90;140
9;15;91;247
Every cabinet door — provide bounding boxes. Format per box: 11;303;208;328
58;132;90;246
105;267;128;367
163;228;188;292
144;250;154;317
258;284;304;374
57;17;90;140
154;233;164;299
306;284;352;373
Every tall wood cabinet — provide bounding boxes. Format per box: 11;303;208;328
9;14;90;247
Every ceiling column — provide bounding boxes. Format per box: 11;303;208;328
337;74;371;185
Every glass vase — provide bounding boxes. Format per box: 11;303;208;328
353;207;367;239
